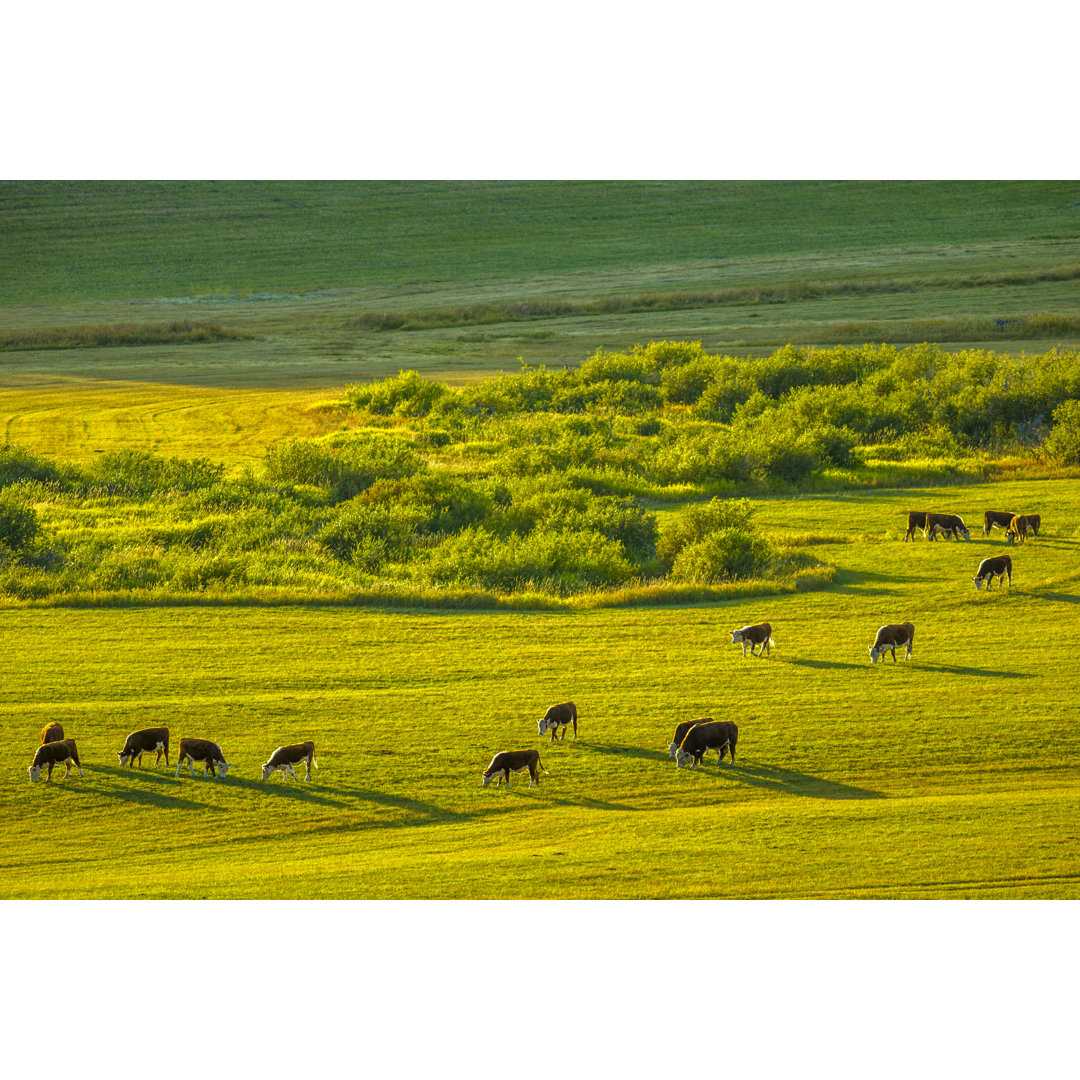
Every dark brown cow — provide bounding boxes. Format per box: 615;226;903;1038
538;702;577;742
40;722;65;745
730;623;772;657
28;738;83;783
868;623;915;664
904;511;928;541
973;555;1012;591
668;717;713;759
674;720;738;768
983;510;1017;536
118;726;170;768
176;737;231;778
261;741;317;781
481;749;548;788
925;513;970;541
1006;515;1037;544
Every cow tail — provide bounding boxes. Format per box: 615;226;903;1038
539;755;549;775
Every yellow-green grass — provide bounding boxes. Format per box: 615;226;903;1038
3;477;1077;898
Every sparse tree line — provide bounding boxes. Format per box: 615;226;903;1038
1;341;1077;603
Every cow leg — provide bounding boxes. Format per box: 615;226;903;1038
46;762;54;782
572;718;577;739
285;763;298;781
890;646;897;662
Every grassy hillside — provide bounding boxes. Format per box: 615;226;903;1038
2;181;1080;397
2;477;1077;899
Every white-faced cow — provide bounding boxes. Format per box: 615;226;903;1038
668;717;713;759
538;702;577;742
904;511;928;541
674;720;738;768
925;513;970;541
261;741;317;781
1006;514;1038;545
973;554;1012;591
481;749;548;789
28;738;83;783
730;623;773;657
40;721;65;745
176;737;231;778
868;623;915;664
983;510;1017;537
118;726;170;768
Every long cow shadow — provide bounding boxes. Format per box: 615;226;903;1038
1033;592;1080;605
80;767;213;810
714;760;884;800
224;775;352;808
915;663;1032;678
785;658;869;672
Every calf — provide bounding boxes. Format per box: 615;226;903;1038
983;510;1017;536
118;726;170;768
28;738;83;783
1006;514;1037;544
481;749;548;789
904;511;928;541
40;721;65;745
674;720;738;768
261;741;317;781
668;717;713;759
538;701;577;742
925;513;970;541
730;623;773;657
973;554;1012;591
176;737;231;778
868;622;915;664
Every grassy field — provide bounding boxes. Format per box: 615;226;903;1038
3;477;1077;899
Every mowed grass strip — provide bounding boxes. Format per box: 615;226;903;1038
2;481;1077;898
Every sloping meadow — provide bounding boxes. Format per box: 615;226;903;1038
1;340;1078;605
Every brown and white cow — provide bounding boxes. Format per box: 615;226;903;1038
118;726;170;768
868;623;915;664
973;554;1012;591
28;738;83;783
925;513;971;541
904;511;928;541
668;717;713;759
983;510;1017;537
176;737;231;778
40;721;65;745
730;623;773;657
674;720;738;768
538;702;577;742
1006;515;1038;545
481;749;548;788
261;741;317;781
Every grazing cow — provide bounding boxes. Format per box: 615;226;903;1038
1006;514;1037;545
40;721;65;745
481;749;548;789
925;513;971;541
668;717;713;759
261;741;317;781
28;738;83;783
118;726;170;768
983;510;1017;537
868;623;915;664
538;701;577;742
674;720;738;768
973;554;1012;591
176;737;231;778
904;511;928;541
730;623;773;657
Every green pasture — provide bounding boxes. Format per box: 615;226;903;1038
4;477;1077;899
3;181;1080;401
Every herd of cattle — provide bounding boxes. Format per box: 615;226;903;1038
27;721;316;784
26;505;1043;788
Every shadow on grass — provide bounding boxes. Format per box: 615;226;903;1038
785;658;870;672
223;775;352;808
1033;592;1080;605
80;767;213;810
711;760;884;800
915;663;1033;678
830;569;903;596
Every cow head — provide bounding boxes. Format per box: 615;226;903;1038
868;645;882;664
537;718;550;736
481;770;495;787
958;527;971;540
261;763;274;781
972;575;987;591
118;750;133;766
674;749;694;768
668;742;680;758
729;630;743;644
216;761;231;777
27;764;41;782
1005;530;1016;544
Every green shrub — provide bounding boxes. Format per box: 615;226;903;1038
264;435;425;500
345;370;448;417
669;528;778;584
90;450;224;498
657;497;756;566
1042;399;1080;464
317;502;426;568
0;491;39;556
0;444;63;489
